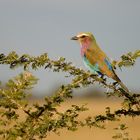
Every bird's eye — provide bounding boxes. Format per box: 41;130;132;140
81;35;86;38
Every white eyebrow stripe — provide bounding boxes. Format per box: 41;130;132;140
77;33;88;38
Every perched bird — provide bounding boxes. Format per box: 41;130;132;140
71;32;129;92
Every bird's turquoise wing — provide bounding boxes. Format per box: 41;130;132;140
83;55;103;76
83;44;116;78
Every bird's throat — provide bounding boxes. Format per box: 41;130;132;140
81;45;88;56
80;40;91;56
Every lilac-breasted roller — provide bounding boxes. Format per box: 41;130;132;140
71;32;129;92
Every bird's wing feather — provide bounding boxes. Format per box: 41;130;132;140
83;55;103;75
104;57;113;71
85;44;116;78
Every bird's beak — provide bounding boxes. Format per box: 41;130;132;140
71;36;78;40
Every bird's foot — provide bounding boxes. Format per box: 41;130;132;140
100;75;106;81
113;81;118;86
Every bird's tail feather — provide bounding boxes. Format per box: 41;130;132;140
113;72;129;92
118;81;129;93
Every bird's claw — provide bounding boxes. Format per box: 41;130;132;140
100;75;106;81
113;81;118;86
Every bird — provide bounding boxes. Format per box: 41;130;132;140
71;32;129;92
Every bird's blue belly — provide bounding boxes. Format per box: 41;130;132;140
82;56;102;75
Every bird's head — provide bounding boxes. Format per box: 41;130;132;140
71;32;96;46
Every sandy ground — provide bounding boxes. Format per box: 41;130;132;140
40;97;140;140
1;97;140;140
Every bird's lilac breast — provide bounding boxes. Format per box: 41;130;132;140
80;44;89;56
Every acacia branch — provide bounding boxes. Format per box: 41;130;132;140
0;50;140;139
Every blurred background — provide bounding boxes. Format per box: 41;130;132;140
0;1;140;139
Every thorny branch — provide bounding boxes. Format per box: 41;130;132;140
0;50;139;139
